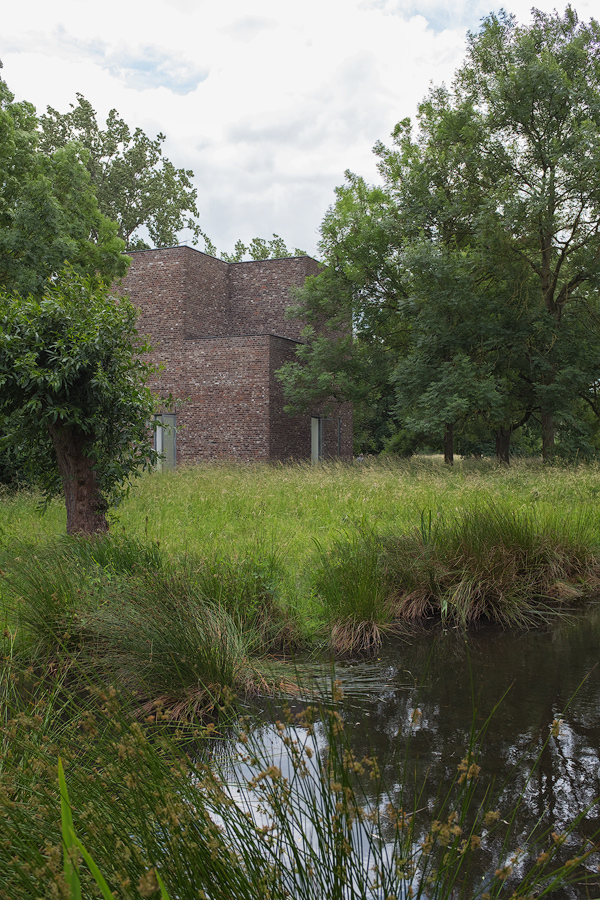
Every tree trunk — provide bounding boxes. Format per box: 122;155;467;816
48;424;108;535
495;425;512;465
443;423;454;466
541;412;555;461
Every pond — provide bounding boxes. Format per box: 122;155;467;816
231;604;600;897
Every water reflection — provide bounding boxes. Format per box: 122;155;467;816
240;604;600;896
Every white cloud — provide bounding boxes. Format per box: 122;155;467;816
2;0;597;256
220;16;278;42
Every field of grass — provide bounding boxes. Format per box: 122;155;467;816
1;456;599;700
4;455;600;553
2;458;600;897
2;458;600;663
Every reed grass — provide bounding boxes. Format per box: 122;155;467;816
313;529;401;655
1;535;298;718
1;659;598;899
383;501;600;627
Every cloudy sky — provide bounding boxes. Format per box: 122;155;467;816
2;0;596;257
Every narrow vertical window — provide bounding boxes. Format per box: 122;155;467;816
311;416;323;462
153;414;177;469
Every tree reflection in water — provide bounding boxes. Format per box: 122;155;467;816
245;604;600;897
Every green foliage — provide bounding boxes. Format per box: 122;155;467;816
39;93;208;251
383;502;599;627
217;232;307;262
0;268;160;516
1;534;296;719
88;580;262;721
313;530;395;655
279;8;600;462
194;543;296;650
0;67;128;296
309;500;600;649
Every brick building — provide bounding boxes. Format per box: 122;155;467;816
120;246;353;466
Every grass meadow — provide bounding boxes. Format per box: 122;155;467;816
2;456;600;650
2;458;600;897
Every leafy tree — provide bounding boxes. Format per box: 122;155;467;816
453;6;600;457
0;269;161;535
280;7;600;462
0;67;128;296
217;233;307;262
39;94;208;251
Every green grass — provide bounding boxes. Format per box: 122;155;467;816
2;460;600;895
4;456;600;565
382;500;600;627
2;458;600;698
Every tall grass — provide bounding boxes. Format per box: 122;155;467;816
384;501;600;627
313;529;400;655
1;535;298;719
1;660;598;899
312;500;600;653
3;460;600;677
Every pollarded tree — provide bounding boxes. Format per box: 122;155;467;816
0;269;161;535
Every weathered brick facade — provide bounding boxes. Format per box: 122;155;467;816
120;246;352;464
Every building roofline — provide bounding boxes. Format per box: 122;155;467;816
124;244;317;265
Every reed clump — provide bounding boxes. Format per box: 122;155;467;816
313;530;402;656
2;535;301;720
313;502;600;654
1;660;598;900
384;503;600;627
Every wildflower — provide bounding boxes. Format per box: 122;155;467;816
421;834;434;855
494;864;512;881
457;755;481;784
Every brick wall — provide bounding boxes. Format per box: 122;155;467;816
119;246;352;464
184;251;230;338
228;256;320;340
268;335;312;459
174;335;271;460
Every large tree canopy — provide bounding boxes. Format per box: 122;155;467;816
39;93;207;251
0;269;160;534
279;6;600;462
0;67;128;296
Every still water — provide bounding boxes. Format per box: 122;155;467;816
236;604;600;897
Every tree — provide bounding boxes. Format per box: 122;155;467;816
0;269;161;535
39;94;208;251
0;67;128;296
280;7;600;462
447;6;600;458
216;233;307;262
